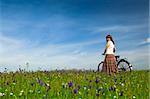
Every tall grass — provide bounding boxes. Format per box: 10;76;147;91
0;69;149;99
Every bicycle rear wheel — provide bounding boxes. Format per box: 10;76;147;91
117;59;132;72
97;61;104;72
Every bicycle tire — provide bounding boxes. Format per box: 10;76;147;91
97;61;104;72
117;59;132;72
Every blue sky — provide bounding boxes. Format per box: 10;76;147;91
0;0;149;72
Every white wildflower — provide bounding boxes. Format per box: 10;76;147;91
20;90;24;93
3;93;5;96
96;89;98;92
84;87;87;90
133;95;136;98
46;83;50;86
121;83;124;86
113;96;116;98
10;92;13;96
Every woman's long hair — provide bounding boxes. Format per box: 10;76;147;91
106;34;115;45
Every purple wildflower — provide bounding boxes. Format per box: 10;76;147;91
96;93;100;96
68;81;73;87
37;80;40;83
77;85;81;89
95;79;99;84
73;89;77;94
37;79;44;85
88;85;92;89
89;80;92;82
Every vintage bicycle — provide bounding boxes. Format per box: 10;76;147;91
97;55;133;72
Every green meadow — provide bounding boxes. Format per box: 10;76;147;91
0;70;149;99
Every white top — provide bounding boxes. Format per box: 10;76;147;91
105;41;115;54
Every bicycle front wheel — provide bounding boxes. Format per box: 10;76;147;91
117;59;132;72
97;61;104;72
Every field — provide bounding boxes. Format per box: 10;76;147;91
0;69;149;99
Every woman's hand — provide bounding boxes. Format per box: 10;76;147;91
102;53;105;55
102;49;106;55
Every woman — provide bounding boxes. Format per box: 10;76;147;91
102;34;117;75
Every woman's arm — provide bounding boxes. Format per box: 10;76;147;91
102;42;110;55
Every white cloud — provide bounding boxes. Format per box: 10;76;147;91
0;34;102;71
90;24;146;34
146;38;150;43
139;37;150;45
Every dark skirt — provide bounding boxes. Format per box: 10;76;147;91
101;54;117;74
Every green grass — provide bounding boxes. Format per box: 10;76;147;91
0;70;149;99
